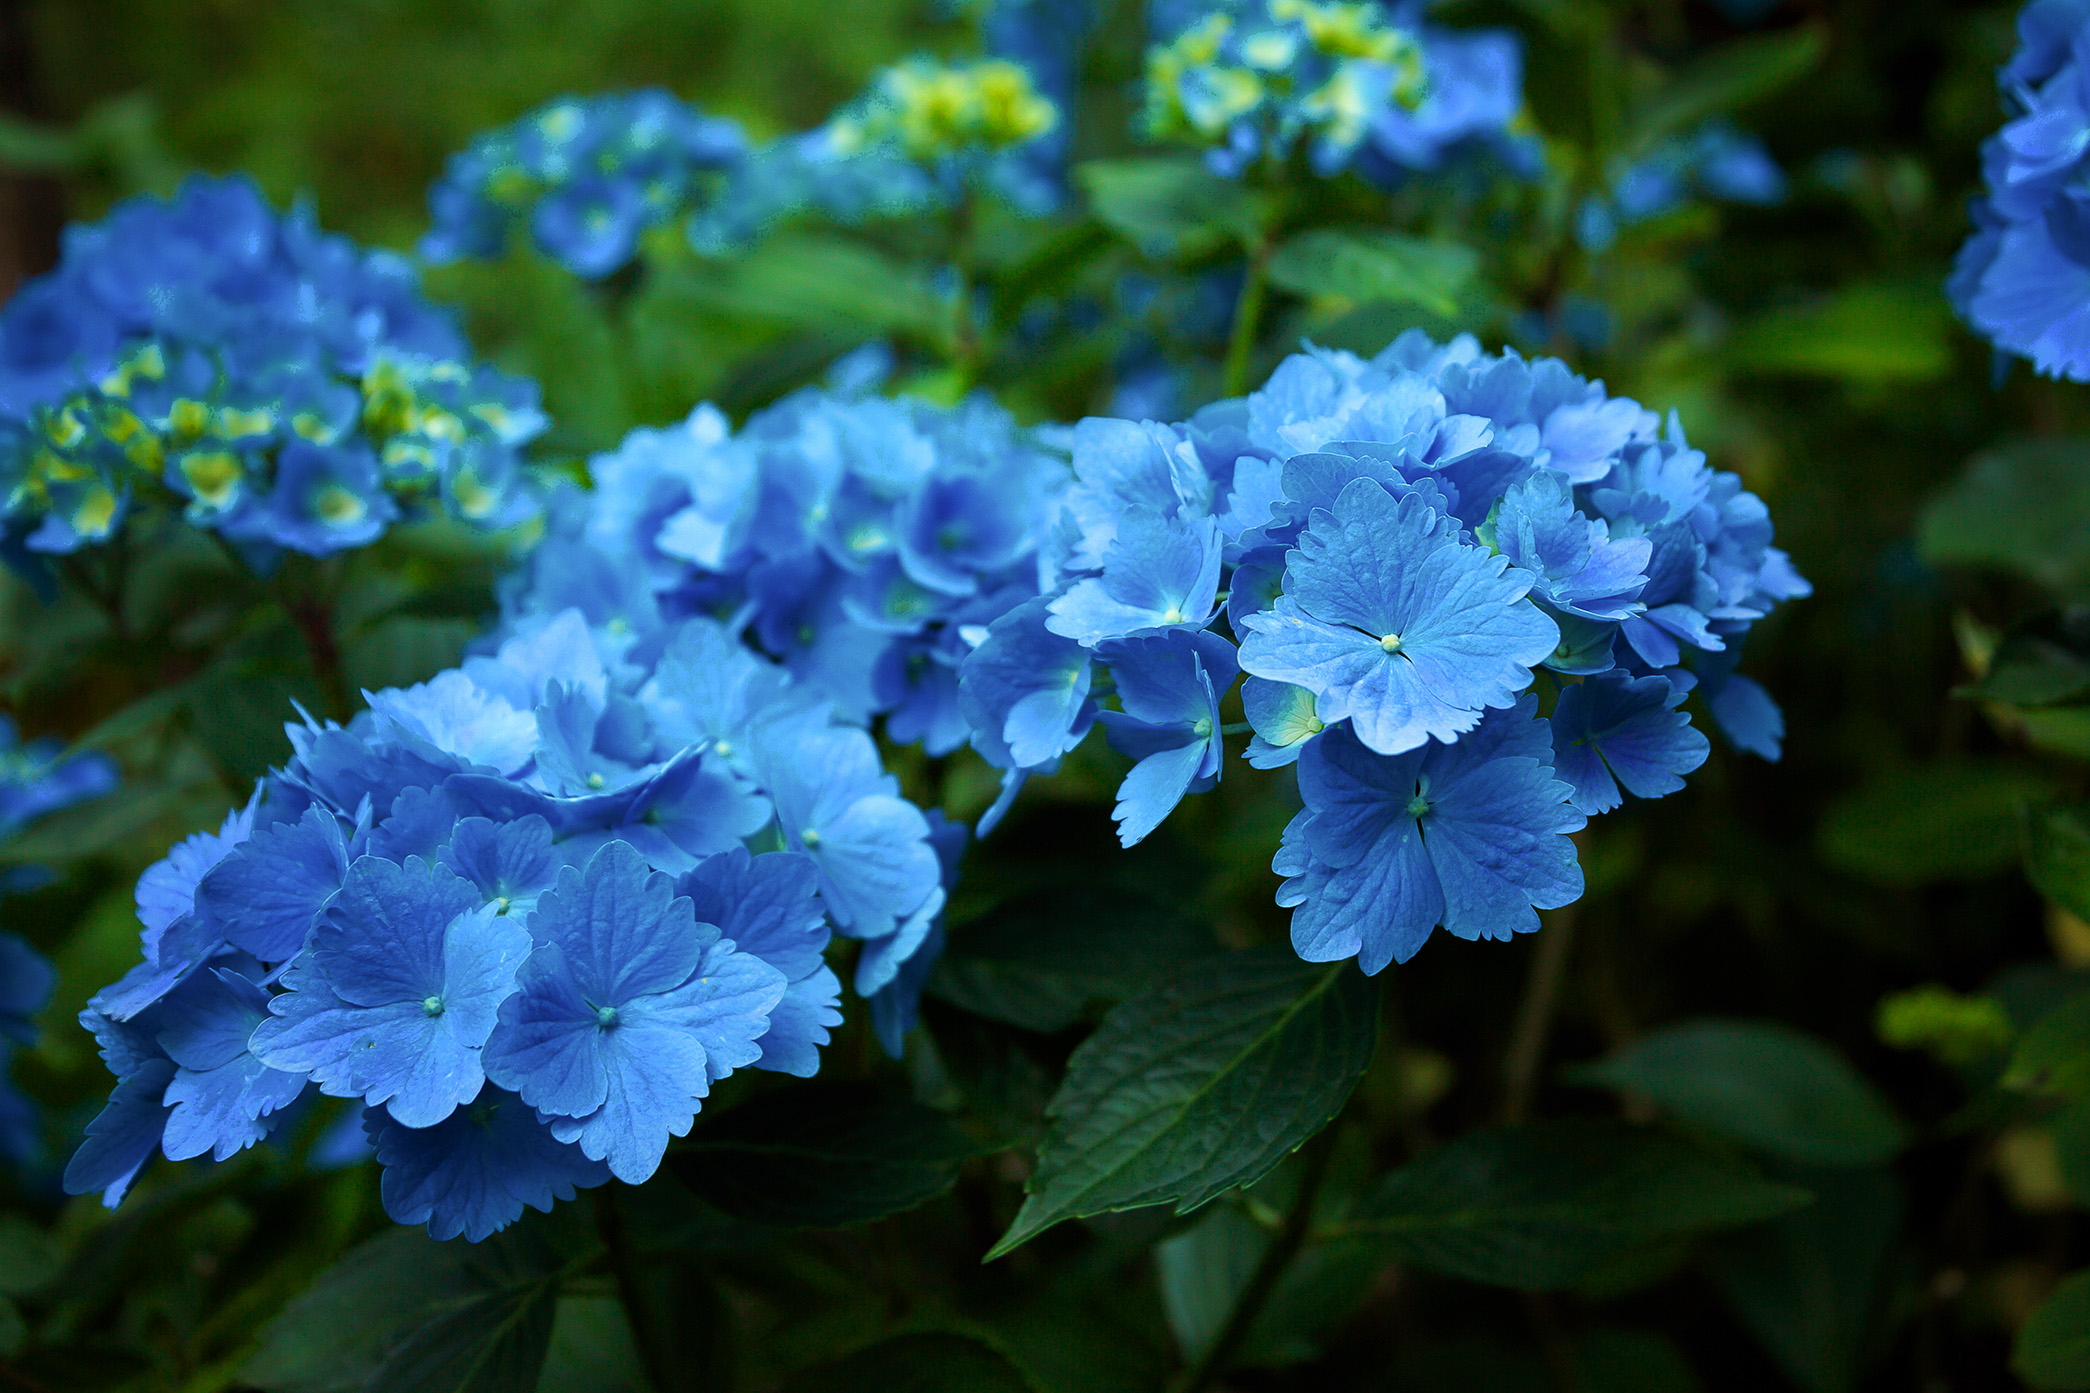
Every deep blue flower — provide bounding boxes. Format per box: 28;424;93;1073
250;856;531;1128
867;809;967;1056
677;847;840;1078
1486;469;1651;622
481;841;784;1183
368;1084;611;1242
958;595;1097;771
1239;479;1558;755
1047;508;1223;645
1279;699;1585;972
1095;630;1239;846
1547;672;1710;814
1241;676;1324;768
156;966;307;1162
0;931;55;1164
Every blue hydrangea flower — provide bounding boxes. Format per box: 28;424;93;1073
250;856;531;1128
424;91;747;278
1575;122;1786;253
1095;630;1239;845
0;177;544;567
481;842;784;1183
1239;479;1559;755
368;1084;611;1243
75;580;939;1234
1145;0;1537;182
1951;0;2090;378
1548;672;1710;815
1278;699;1585;972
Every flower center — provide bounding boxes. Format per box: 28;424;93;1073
594;1004;621;1029
1379;633;1404;654
421;995;445;1017
1406;794;1431;820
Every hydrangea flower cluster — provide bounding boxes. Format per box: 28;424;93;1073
690;57;1063;248
0;177;544;564
421;90;747;279
0;719;117;1164
1949;0;2090;379
1575;122;1788;252
960;332;1808;972
527;381;1065;785
1144;0;1537;182
67;602;954;1240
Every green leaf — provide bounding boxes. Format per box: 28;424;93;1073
1568;1019;1908;1167
1704;1167;1901;1393
1960;612;2090;706
341;615;478;694
1574;1329;1704;1393
2004;989;2090;1096
2018;1269;2090;1389
783;1332;1037;1393
1920;439;2090;600
670;1081;977;1229
987;949;1377;1259
1627;24;1829;149
242;1227;574;1393
1817;763;2054;886
1154;1205;1269;1363
928;888;1217;1033
657;233;944;338
2028;806;2090;923
1348;1120;1812;1289
1076;158;1265;261
1265;229;1479;318
1725;281;1952;384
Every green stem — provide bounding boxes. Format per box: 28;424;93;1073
1499;896;1579;1126
1221;241;1271;400
1169;1121;1342;1393
593;1189;676;1393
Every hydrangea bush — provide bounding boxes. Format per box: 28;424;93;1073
12;0;2084;1389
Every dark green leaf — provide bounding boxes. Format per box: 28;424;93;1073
783;1332;1036;1393
242;1227;574;1393
1817;763;2053;886
1726;281;1952;384
366;1276;559;1393
537;1296;647;1393
1627;24;1829;148
986;949;1378;1259
928;888;1217;1033
1959;613;2090;706
671;1081;976;1229
1076;158;1265;261
341;615;478;694
1349;1120;1811;1289
1265;229;1478;318
2004;988;2090;1096
1704;1167;1900;1393
1568;1019;1908;1167
2029;806;2090;924
1574;1329;1703;1393
1920;439;2090;600
1154;1205;1268;1363
2016;1268;2090;1389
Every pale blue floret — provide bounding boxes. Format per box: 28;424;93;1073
250;856;531;1129
1239;479;1558;756
481;842;785;1184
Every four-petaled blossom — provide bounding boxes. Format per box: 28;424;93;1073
482;841;785;1184
1548;672;1710;815
251;856;531;1127
1240;479;1558;755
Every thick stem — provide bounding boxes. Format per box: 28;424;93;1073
1499;900;1578;1126
288;595;353;723
593;1189;676;1393
1221;241;1270;400
1170;1121;1342;1393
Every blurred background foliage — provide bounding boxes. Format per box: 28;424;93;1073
2;0;2089;1390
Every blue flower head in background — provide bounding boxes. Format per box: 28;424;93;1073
692;56;1063;247
0;720;117;1167
0;176;545;568
1951;0;2090;379
1575;122;1788;253
423;89;747;278
967;330;1806;970
1144;0;1538;182
68;590;944;1239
